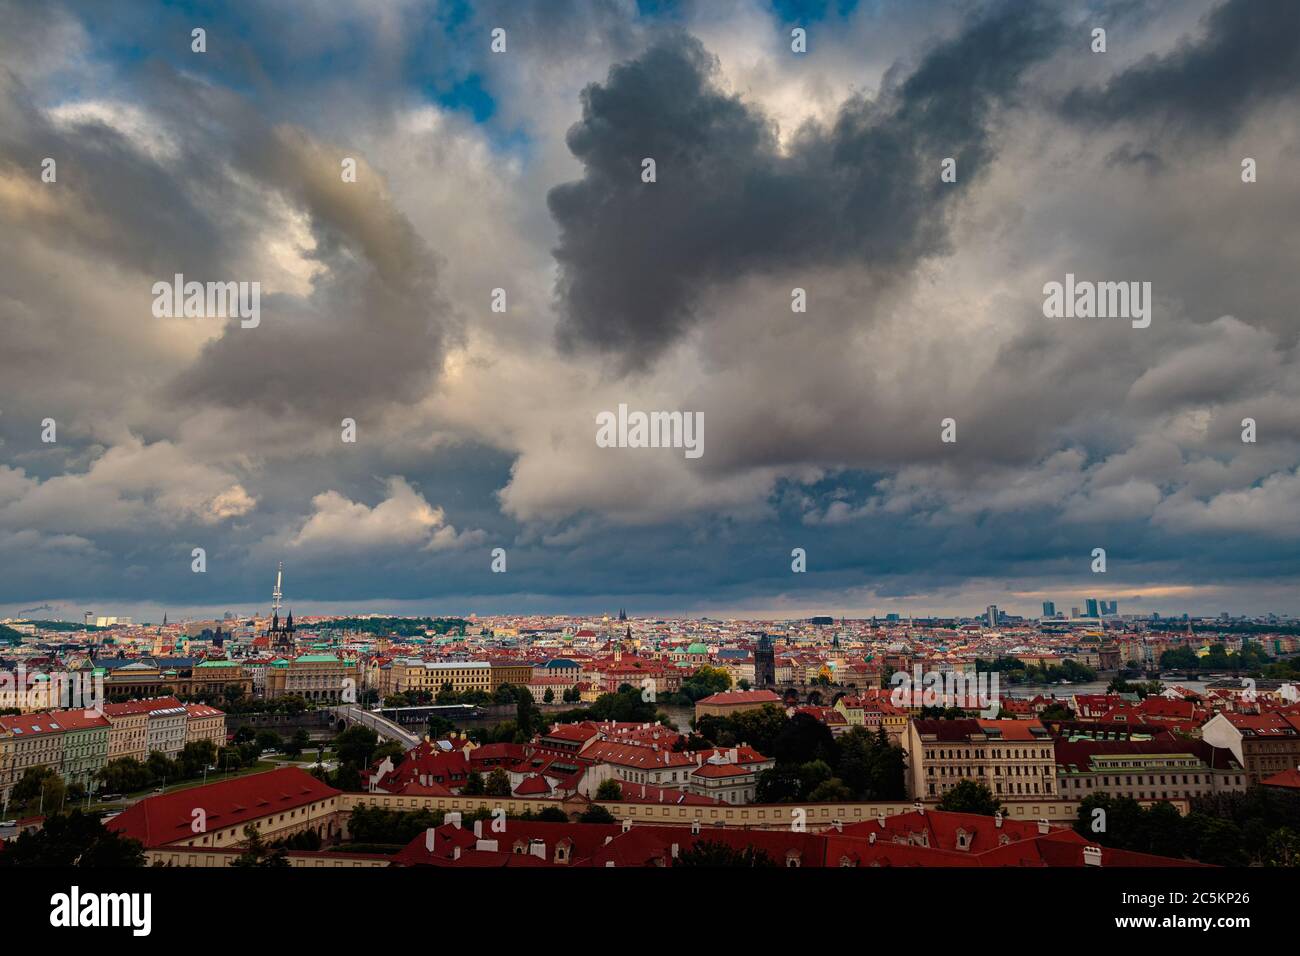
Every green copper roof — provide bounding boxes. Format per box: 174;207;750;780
296;653;341;663
686;643;708;654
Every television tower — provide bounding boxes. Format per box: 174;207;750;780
272;562;284;616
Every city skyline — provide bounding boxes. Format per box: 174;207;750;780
3;0;1300;621
5;569;1296;626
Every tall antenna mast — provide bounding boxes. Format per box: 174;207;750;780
272;561;283;616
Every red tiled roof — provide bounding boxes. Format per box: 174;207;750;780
1260;768;1300;789
43;709;111;731
102;697;185;717
107;768;339;849
611;781;722;805
690;762;753;779
184;703;225;718
513;774;553;796
0;713;69;736
583;740;694;769
542;724;601;743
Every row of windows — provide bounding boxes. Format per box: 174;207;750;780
925;747;1050;760
927;765;1052;777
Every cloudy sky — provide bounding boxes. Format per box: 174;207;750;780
2;0;1298;622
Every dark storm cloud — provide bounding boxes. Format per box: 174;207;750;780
0;67;236;279
171;117;455;417
547;2;1062;369
0;37;456;421
1063;0;1300;138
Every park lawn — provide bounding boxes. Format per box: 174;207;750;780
88;761;282;810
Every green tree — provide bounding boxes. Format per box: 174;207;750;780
835;726;875;797
808;778;852;802
0;810;145;867
334;725;380;769
797;759;833;797
936;780;1004;816
285;728;311;758
771;712;836;766
463;771;486;795
1038;703;1074;722
231;824;290;867
485;768;512;796
674;666;732;703
1262;827;1300;867
515;687;541;739
595;779;623;801
11;766;66;816
96;757;153;795
755;766;803;803
579;804;616;824
373;740;406;766
867;728;907;800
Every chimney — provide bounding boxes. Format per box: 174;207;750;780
671;843;679;859
475;839;498;852
913;801;924;815
691;819;701;834
1082;845;1102;867
832;819;843;832
529;838;546;859
728;747;738;764
473;820;483;839
1037;819;1049;834
603;835;613;845
446;811;462;829
452;846;461;860
868;832;876;845
621;818;632;833
994;811;1003;829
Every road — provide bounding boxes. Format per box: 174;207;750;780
331;704;420;749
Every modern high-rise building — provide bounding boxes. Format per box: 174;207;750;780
985;605;1000;627
1042;601;1056;618
1085;598;1100;618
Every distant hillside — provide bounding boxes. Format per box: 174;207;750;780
319;616;468;638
